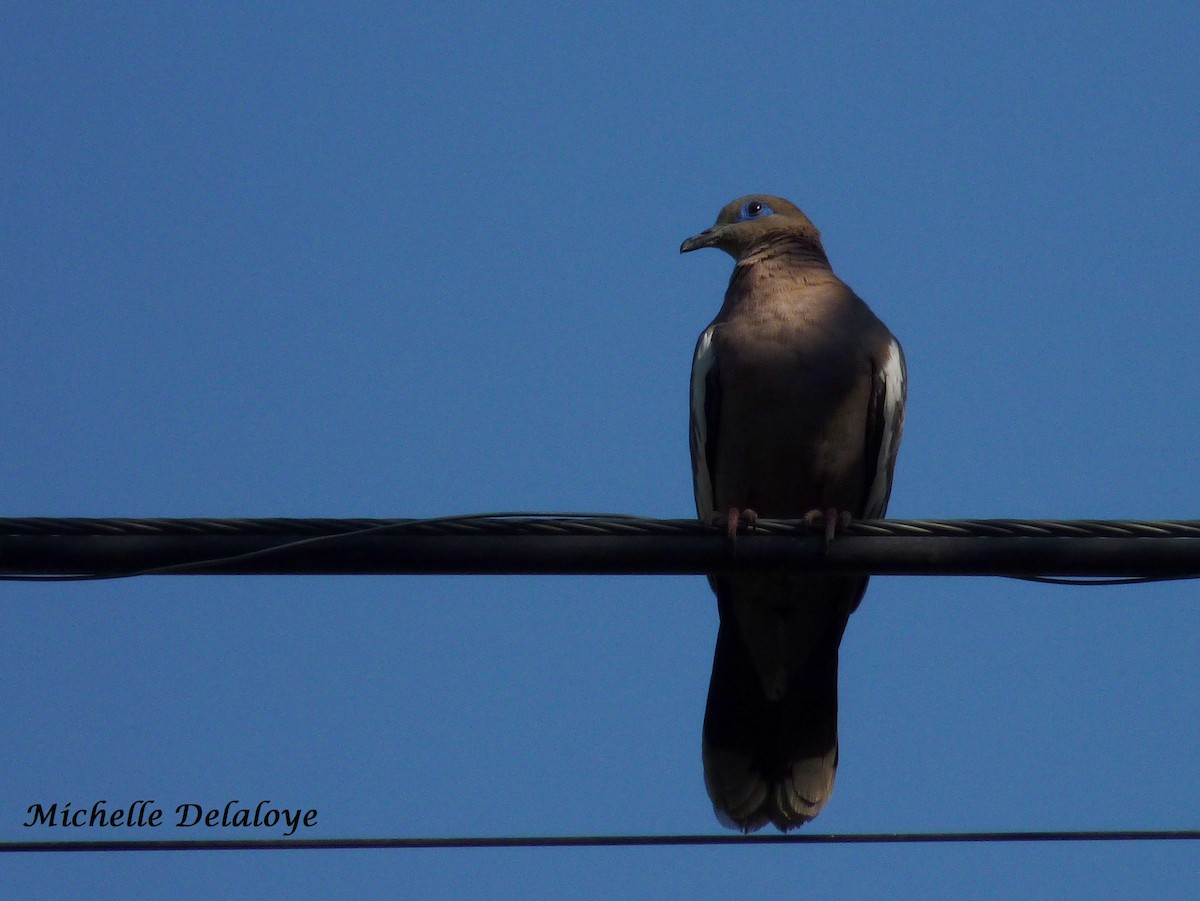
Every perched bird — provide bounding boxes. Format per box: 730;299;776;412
681;195;906;831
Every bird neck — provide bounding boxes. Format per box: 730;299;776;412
735;233;832;271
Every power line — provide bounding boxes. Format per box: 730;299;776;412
2;514;1200;581
5;522;1196;856
2;830;1198;853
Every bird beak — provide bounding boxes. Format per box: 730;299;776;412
680;227;720;254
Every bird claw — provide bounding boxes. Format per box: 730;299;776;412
803;508;852;546
709;507;758;540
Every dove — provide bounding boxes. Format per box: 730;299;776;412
682;194;905;831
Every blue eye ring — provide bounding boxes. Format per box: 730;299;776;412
738;199;774;221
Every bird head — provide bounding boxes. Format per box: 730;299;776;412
680;195;824;260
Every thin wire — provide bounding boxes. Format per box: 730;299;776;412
2;829;1199;852
1014;574;1200;586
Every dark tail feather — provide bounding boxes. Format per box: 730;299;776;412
702;618;840;832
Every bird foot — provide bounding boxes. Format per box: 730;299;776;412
803;508;852;546
709;507;758;540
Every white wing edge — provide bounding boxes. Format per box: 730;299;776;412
690;326;717;518
863;336;906;518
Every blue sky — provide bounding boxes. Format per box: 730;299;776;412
3;2;1199;897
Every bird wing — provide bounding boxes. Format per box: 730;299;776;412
861;335;907;520
689;324;719;519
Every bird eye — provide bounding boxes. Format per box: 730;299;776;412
738;200;774;221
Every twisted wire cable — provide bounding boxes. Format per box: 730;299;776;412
3;513;1200;538
2;514;1200;582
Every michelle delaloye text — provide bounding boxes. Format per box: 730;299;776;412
24;800;317;836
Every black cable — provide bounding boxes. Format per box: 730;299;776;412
3;513;1200;538
2;830;1198;852
0;512;658;582
3;514;1200;581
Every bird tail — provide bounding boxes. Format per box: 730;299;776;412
701;617;841;832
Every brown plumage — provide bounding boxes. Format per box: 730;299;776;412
682;195;906;831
